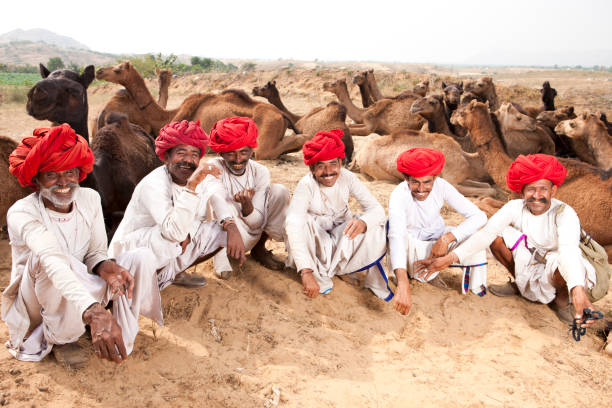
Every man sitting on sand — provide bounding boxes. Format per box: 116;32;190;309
4;124;159;368
388;148;488;315
109;120;241;289
207;117;290;279
414;154;604;325
285;130;392;300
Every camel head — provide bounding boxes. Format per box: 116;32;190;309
536;106;575;129
352;71;367;86
96;61;134;85
442;81;463;107
322;79;347;95
464;77;494;97
450;99;489;130
26;63;95;128
459;92;479;106
156;68;172;84
554;112;603;141
412;80;429;97
497;103;537;133
252;80;278;99
540;81;557;111
410;94;444;117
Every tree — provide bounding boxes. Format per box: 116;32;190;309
47;57;65;71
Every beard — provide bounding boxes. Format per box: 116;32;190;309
39;183;80;209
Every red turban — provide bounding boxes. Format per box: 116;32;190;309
9;123;94;189
209;117;258;153
155;120;208;160
506;154;567;192
396;148;445;177
302;129;345;166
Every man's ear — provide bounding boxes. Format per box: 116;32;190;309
551;184;557;197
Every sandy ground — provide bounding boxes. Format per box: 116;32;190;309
0;68;610;407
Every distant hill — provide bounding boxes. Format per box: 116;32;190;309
0;41;118;67
0;28;90;50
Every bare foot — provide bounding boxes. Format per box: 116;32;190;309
301;271;319;298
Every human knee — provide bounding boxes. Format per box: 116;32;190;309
270;184;290;205
118;248;157;279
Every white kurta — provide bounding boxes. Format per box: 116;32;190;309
208;158;289;273
285;169;392;300
2;189;160;361
453;199;596;304
387;178;488;295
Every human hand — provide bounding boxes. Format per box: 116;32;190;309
343;219;367;239
83;303;127;364
97;260;134;299
233;189;255;216
430;233;456;258
225;223;246;266
571;286;597;328
393;281;412;315
180;234;191;255
186;159;221;190
413;253;456;281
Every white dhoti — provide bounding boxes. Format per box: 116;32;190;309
401;227;487;295
286;216;392;300
502;226;596;304
2;248;160;362
213;184;289;273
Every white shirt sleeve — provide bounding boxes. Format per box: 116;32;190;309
285;177;314;272
439;179;487;242
242;165;269;229
82;190;110;273
555;205;586;291
388;185;409;271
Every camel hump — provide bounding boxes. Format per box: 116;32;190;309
368;99;395;116
221;89;256;104
172;93;215;121
106;112;129;126
0;135;18;160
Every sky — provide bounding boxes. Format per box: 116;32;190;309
4;0;612;66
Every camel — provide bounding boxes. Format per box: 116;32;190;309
410;94;475;152
365;69;386;102
355;130;496;197
512;81;558;119
96;61;301;160
598;112;612;136
0;136;30;230
412;80;429;97
91;112;162;234
352;72;375;108
496;103;556;158
323;79;425;136
451;100;612;256
555;112;612;170
252;81;354;161
464;77;500;111
92;67;173;138
536;106;577;157
26;63;95;142
441;81;463;113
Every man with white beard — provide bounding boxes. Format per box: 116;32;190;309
4;124;159;369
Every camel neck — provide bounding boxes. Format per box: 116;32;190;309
356;83;372;108
121;71;175;127
586;122;612;169
424;109;453;136
334;83;364;122
265;92;301;125
366;75;384;101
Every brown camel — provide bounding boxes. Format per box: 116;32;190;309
451;100;612;256
323;79;425;136
355;130;496;197
513;81;558;119
352;71;375;108
252;81;353;160
92;67;173;138
91;112;162;235
555;112;612;170
536;106;577;158
464;77;500;111
412;79;429;97
410;94;475;152
364;69;386;101
496;103;556;157
96;62;301;160
26;63;95;142
0;136;30;230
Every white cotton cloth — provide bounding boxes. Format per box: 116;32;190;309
387;178;488;294
454;199;596;304
285;169;391;299
208;158;289;273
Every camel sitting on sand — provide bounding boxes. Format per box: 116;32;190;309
451;100;612;256
26;63;95;142
464;77;500;111
96;61;302;160
323;79;425;136
252;81;354;160
0;136;30;230
496;103;556;158
555;112;612;170
355;130;496;197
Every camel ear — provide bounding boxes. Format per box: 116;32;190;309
271;80;276;85
80;65;95;88
484;100;490;109
469;99;478;107
441;81;447;89
39;63;51;78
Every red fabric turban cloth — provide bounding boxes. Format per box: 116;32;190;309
209;117;258;153
396;148;445;177
302;129;346;166
9;123;94;189
155;120;209;160
506;154;567;192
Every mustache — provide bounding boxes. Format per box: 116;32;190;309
321;173;338;178
526;197;549;204
49;183;79;191
174;161;197;170
229;160;248;166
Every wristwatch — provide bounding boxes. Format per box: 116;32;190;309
219;217;235;227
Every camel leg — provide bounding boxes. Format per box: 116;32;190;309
461;179;495;189
456;182;497;198
348;124;375;136
255;134;309;160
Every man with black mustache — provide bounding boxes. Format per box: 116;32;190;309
109;120;240;289
414;154;605;325
207;117;289;279
285;130;392;300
